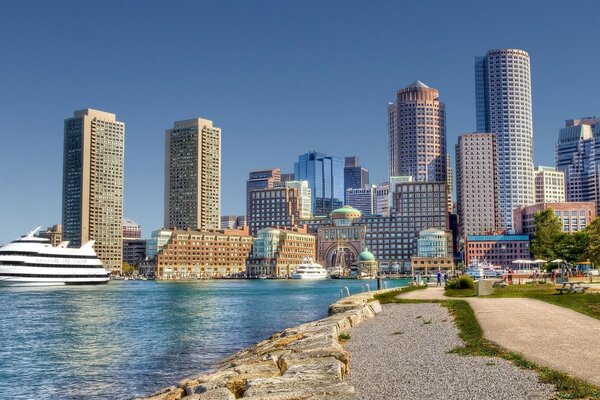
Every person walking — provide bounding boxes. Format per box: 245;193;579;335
436;270;442;287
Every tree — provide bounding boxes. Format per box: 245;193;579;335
586;217;600;268
122;262;134;276
531;208;563;261
555;231;589;264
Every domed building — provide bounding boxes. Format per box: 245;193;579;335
317;206;366;269
356;247;378;278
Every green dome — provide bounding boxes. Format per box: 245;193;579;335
330;206;362;219
358;248;375;262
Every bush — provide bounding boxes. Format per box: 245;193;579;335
446;275;475;290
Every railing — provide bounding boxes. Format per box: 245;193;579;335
361;283;371;293
339;286;350;299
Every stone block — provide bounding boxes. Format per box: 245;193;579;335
184;388;236;400
280;356;345;381
369;300;382;314
243;377;355;399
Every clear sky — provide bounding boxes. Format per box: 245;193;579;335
0;0;598;243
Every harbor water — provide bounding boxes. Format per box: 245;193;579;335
0;278;409;399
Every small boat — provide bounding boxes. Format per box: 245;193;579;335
258;274;268;280
290;257;328;280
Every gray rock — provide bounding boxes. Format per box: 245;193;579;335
184;387;235;400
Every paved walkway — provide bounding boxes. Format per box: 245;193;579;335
399;287;600;386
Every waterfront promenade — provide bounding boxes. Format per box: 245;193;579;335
399;287;600;386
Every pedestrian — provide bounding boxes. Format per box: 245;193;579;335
436;271;442;287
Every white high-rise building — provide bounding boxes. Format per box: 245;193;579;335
475;49;534;229
280;180;312;219
534;166;565;203
165;118;221;231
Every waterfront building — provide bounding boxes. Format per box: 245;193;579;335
38;224;62;247
475;49;534;229
294;151;344;216
513;202;596;234
221;215;247;229
165;118;221;231
316;206;366;268
375;183;390;217
123;218;141;239
344;156;369;203
555;118;600;214
410;228;454;275
156;228;253;279
278;180;312;219
534;166;565;203
465;234;530;269
356;248;378;278
62;109;124;273
346;186;376;216
455;133;500;238
246;226;316;278
248;185;304;235
387;81;447;182
246;168;281;228
145;229;173;261
388;176;413;214
123;239;146;267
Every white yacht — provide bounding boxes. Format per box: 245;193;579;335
290;257;328;280
0;227;111;286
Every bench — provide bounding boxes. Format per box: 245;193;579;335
555;282;590;294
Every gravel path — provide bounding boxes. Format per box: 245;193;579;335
345;303;555;400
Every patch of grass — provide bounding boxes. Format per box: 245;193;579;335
444;300;600;399
423;319;432;325
489;283;600;320
373;285;425;304
485;361;496;366
338;332;351;341
445;288;476;297
416;315;422;319
393;331;404;335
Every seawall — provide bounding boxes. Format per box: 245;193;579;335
138;288;401;400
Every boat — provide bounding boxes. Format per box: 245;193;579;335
328;241;350;279
0;227;111;286
290;257;328;280
466;258;503;279
258;274;268;280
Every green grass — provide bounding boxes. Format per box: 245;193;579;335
444;300;600;399
372;284;426;304
488;283;600;320
444;288;476;297
338;332;351;341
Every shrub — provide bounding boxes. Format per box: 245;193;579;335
446;275;475;290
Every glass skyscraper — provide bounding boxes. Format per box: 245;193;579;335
475;49;534;230
294;151;343;216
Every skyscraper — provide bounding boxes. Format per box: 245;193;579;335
62;109;124;273
294;151;344;216
475;49;534;229
165;118;221;231
344;156;369;202
534;166;565;203
387;81;447;182
246;168;281;228
455;133;500;238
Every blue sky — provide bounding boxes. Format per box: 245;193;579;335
0;0;598;243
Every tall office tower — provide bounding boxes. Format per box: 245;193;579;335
165;118;221;231
281;173;295;182
278;180;312;219
387;81;447;182
248;186;303;235
246;168;281;228
344;156;369;203
375;183;390;217
294;151;344;216
555;117;600;213
475;49;534;229
534;166;565;203
346;185;376;216
455;133;500;238
62;109;124;273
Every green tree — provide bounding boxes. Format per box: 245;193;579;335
586;217;600;267
531;208;563;261
555;231;589;264
122;262;134;276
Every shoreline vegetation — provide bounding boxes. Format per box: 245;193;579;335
375;286;600;399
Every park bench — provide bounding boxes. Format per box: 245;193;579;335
555;281;590;294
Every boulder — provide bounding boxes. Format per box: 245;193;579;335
184;388;236;400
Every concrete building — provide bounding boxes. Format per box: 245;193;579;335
221;215;247;230
344;156;369;203
465;234;531;270
534;166;565;203
316;206;367;268
145;229;173;261
123;239;146;266
346;185;376;216
277;180;312;219
246;168;281;228
38;224;62;247
555;118;600;214
375;183;390;217
513;202;596;234
455;133;500;238
294;151;344;216
62;109;124;273
165;118;221;231
411;228;454;275
156;228;253;279
387;81;447;183
475;49;534;229
246;227;316;278
123;218;141;239
281;173;295;182
248;185;303;235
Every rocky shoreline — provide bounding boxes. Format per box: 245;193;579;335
138;288;396;400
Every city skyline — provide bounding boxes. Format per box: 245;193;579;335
1;1;599;243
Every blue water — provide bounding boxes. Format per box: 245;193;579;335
0;278;409;399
